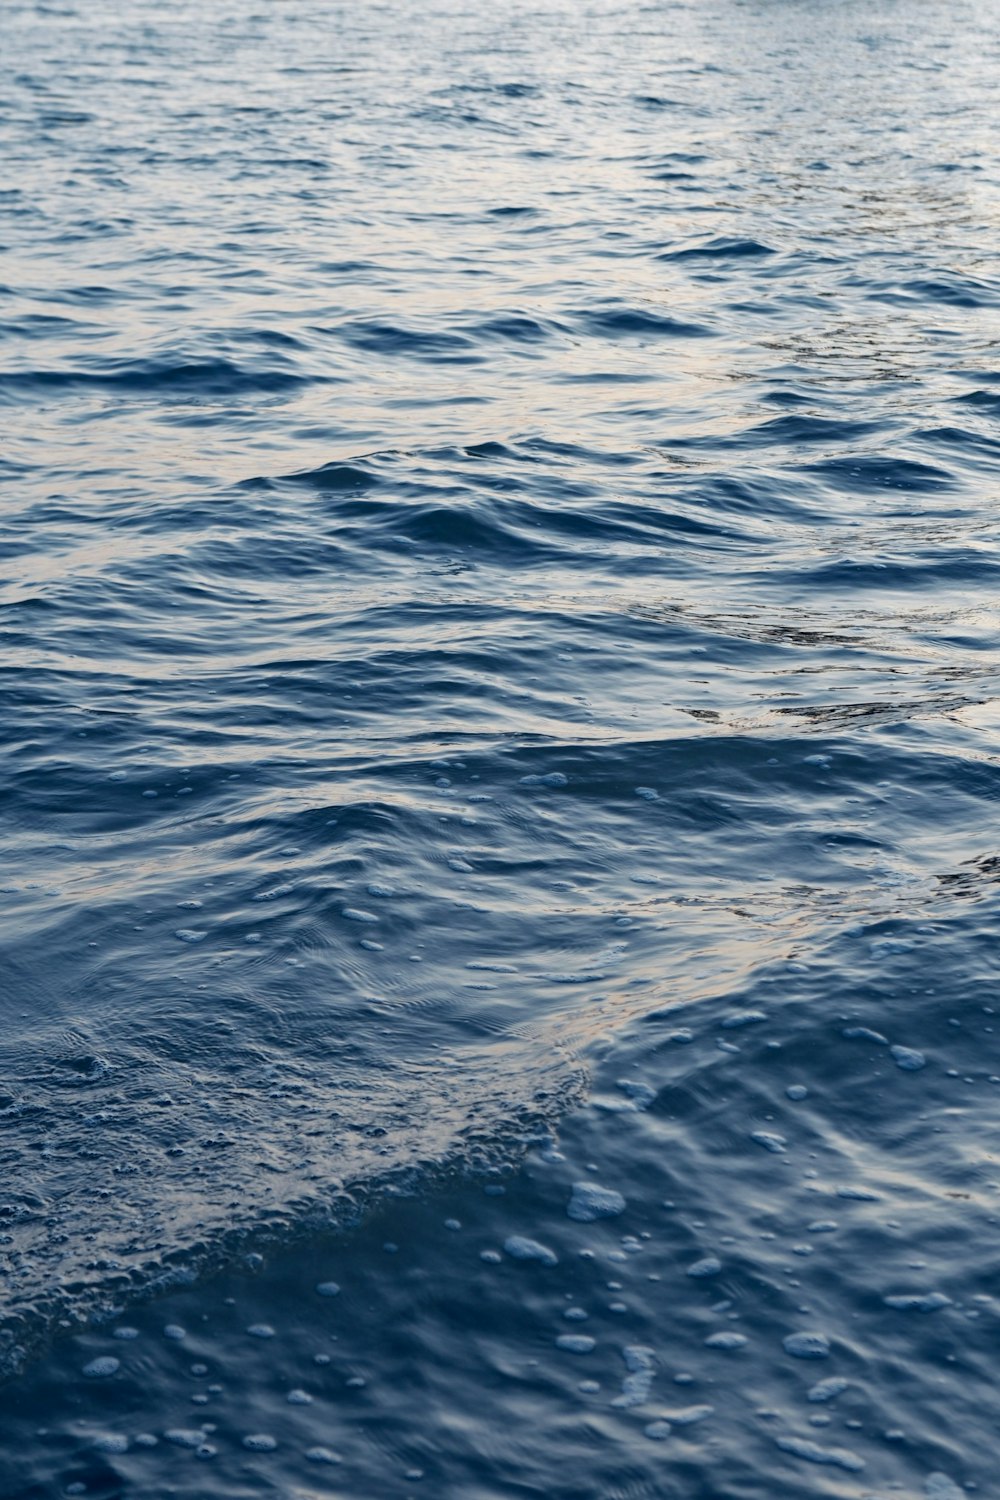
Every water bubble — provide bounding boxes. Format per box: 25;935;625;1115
808;1377;849;1402
93;1434;128;1453
783;1332;831;1359
644;1421;672;1439
705;1332;747;1351
504;1236;558;1266
776;1435;864;1471
890;1045;927;1071
567;1182;626;1222
884;1292;951;1312
556;1335;596;1354
613;1345;657;1408
165;1429;204;1448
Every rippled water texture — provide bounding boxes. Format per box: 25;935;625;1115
3;0;1000;1493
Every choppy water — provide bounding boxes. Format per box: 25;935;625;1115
3;0;1000;1493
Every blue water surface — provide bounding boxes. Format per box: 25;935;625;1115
3;0;1000;1494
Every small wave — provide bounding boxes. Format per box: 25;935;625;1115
658;236;777;261
802;453;956;492
576;305;714;339
0;358;307;401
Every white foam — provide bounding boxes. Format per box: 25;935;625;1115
504;1235;558;1266
165;1429;204;1448
82;1356;120;1378
704;1332;747;1350
883;1292;951;1312
776;1435;865;1471
783;1332;830;1359
93;1434;129;1453
751;1131;787;1153
556;1335;596;1353
890;1045;927;1071
567;1182;626;1221
613;1345;657;1408
807;1376;849;1402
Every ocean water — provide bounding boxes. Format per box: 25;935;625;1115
3;0;1000;1493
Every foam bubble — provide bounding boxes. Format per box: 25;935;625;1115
242;1433;278;1451
165;1429;204;1448
705;1332;747;1350
687;1256;722;1278
783;1332;830;1359
751;1131;787;1153
93;1434;129;1453
504;1235;558;1265
556;1335;596;1354
890;1045;927;1071
808;1377;849;1402
644;1421;672;1439
776;1435;865;1471
613;1345;657;1408
82;1356;120;1378
567;1183;626;1222
883;1292;951;1312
